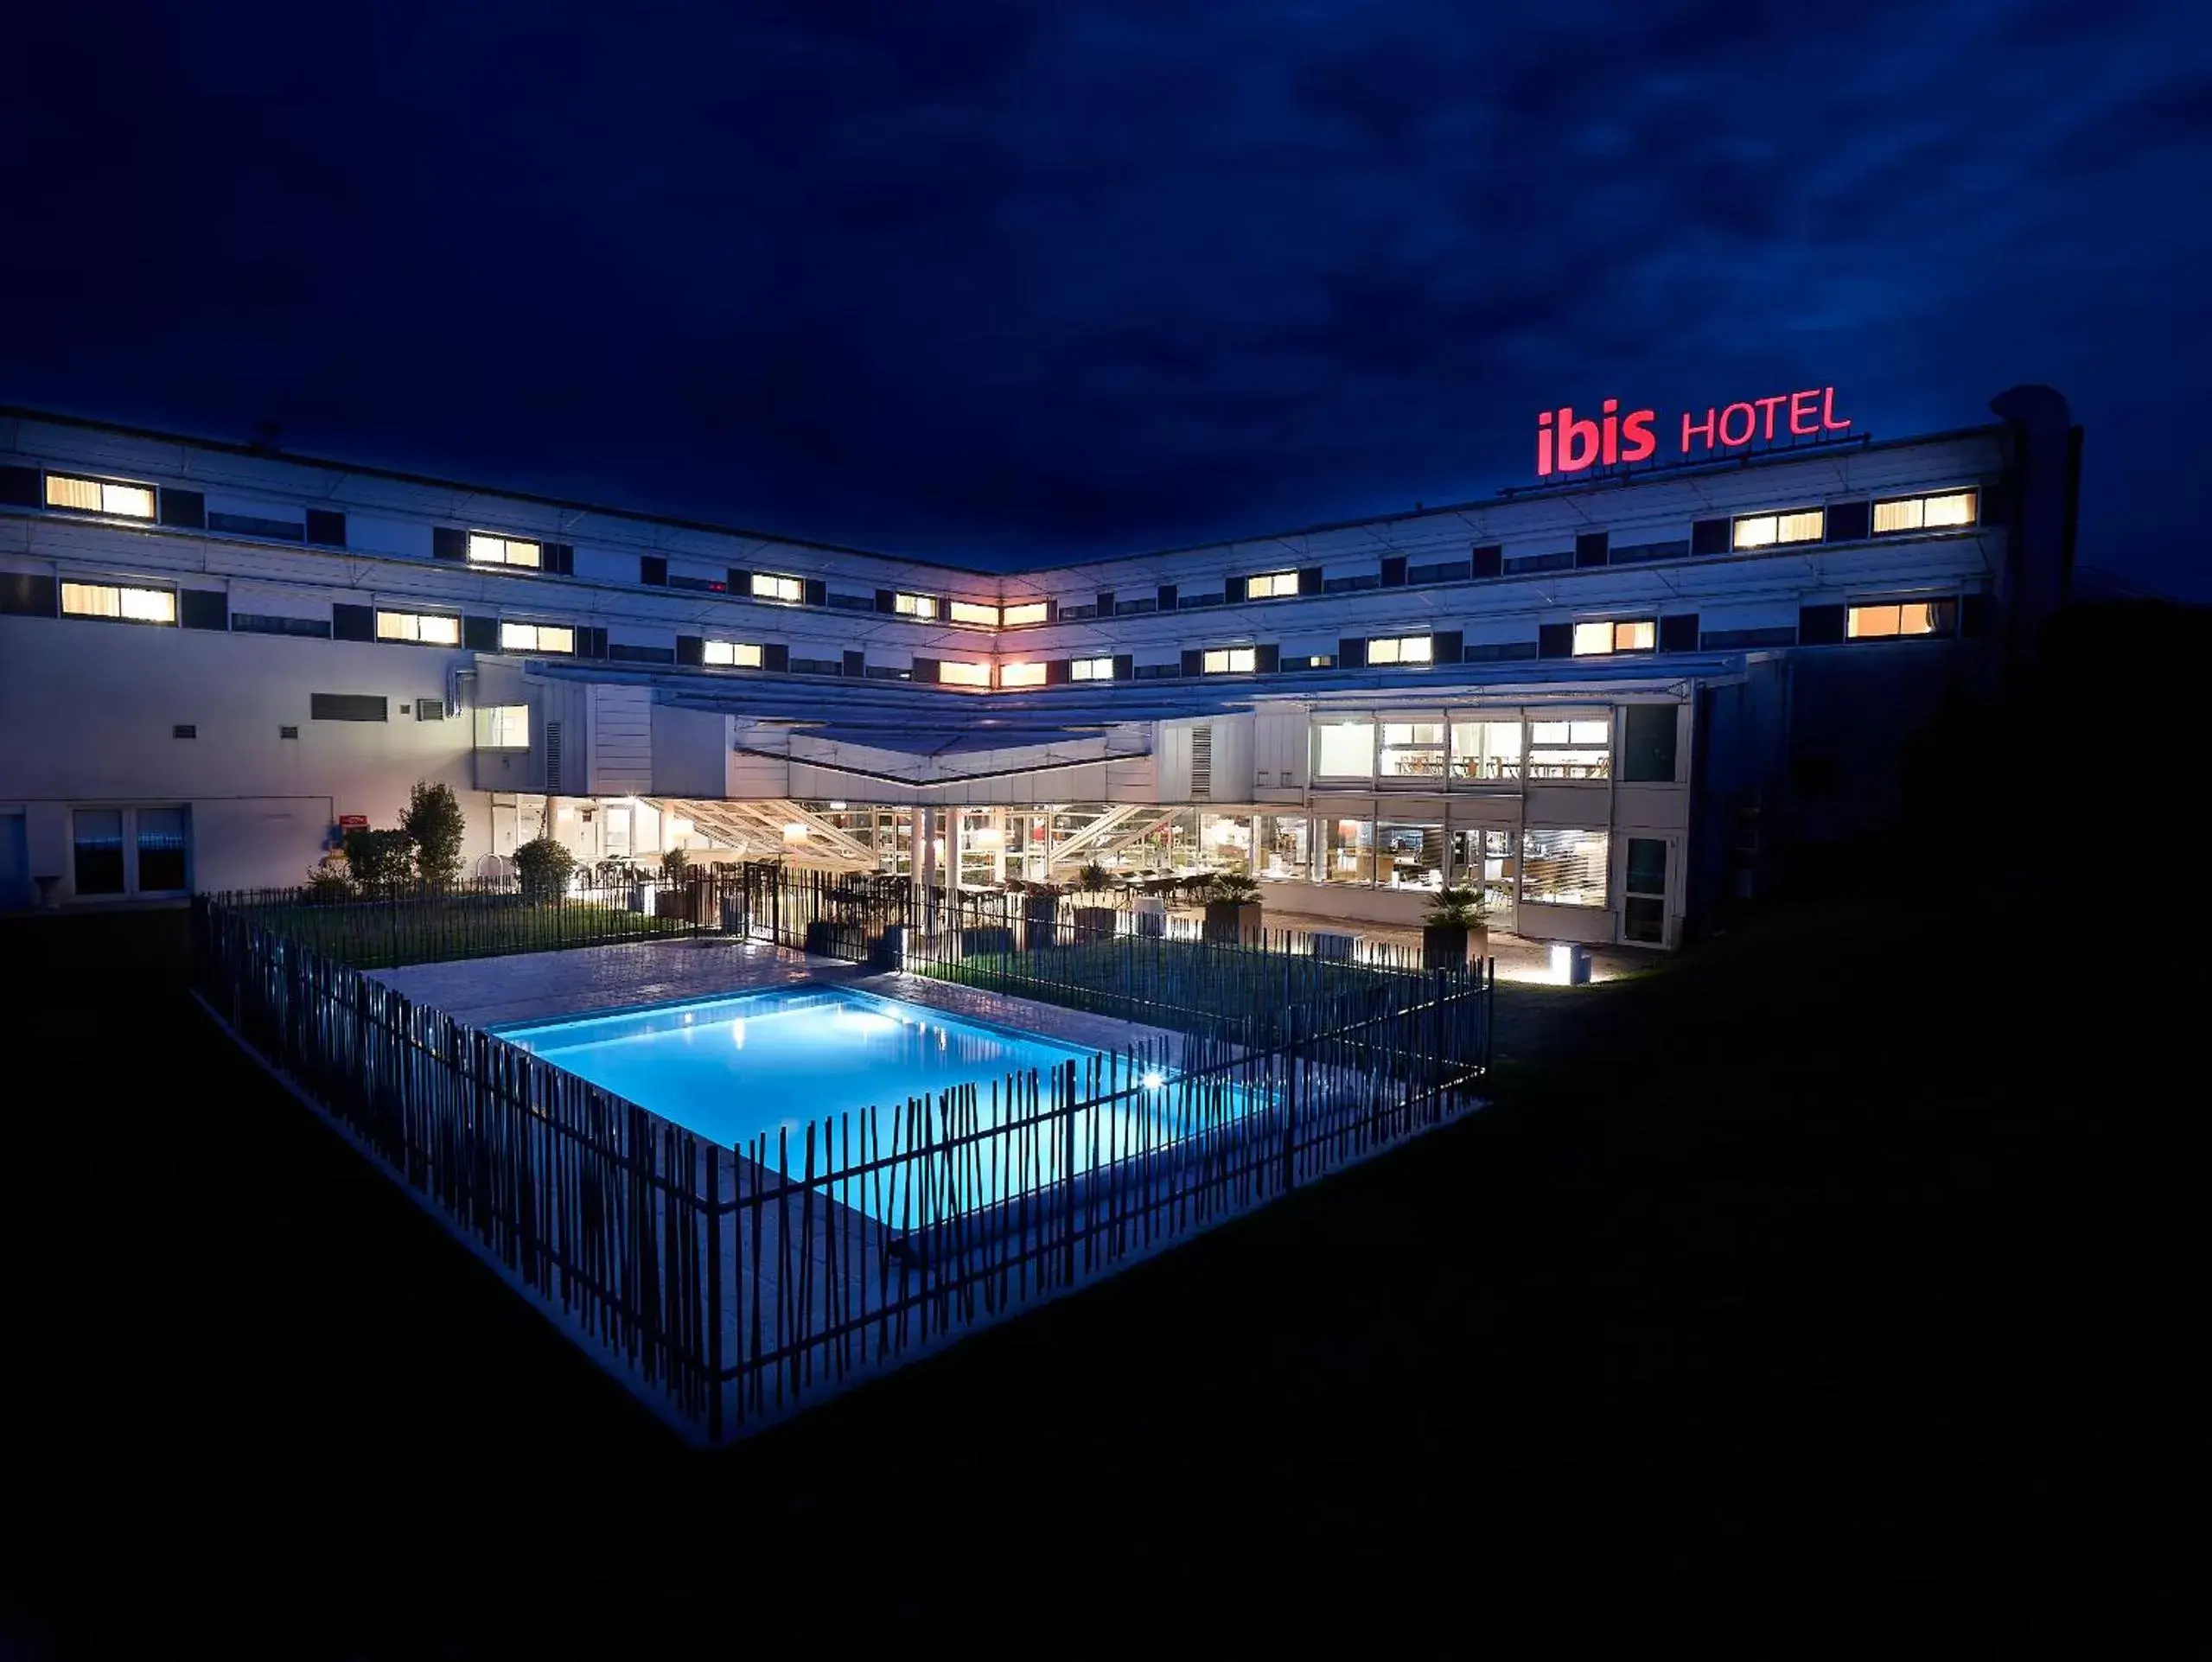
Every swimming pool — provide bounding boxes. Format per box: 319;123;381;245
499;984;1257;1228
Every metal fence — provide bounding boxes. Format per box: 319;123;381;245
192;880;1493;1442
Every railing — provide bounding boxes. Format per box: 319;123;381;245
191;882;1494;1443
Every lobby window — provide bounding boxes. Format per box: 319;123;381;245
1571;619;1655;656
500;621;574;653
939;660;991;686
1000;660;1046;688
375;610;461;646
468;533;542;568
475;704;529;748
1003;602;1048;627
1367;634;1432;665
702;640;763;668
950;600;1000;627
1450;719;1523;781
1324;815;1374;884
1521;829;1609;907
46;474;156;519
1071;656;1114;681
1845;600;1955;640
1246;570;1299;599
61;582;175;625
752;571;803;603
1314;719;1374;779
1202;646;1257;674
1379;722;1447;779
1873;491;1978;535
1732;508;1824;549
894;592;938;619
1527;717;1611;780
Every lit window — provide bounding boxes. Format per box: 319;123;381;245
702;640;764;667
950;601;1000;627
1527;718;1612;780
375;610;461;646
939;660;991;686
468;533;542;568
1367;635;1432;665
46;474;156;519
749;572;801;602
475;705;529;748
61;582;175;624
1000;661;1046;687
500;621;574;653
1521;828;1609;907
1315;720;1374;777
894;592;938;619
1379;723;1447;778
1071;656;1115;681
1732;508;1825;549
1246;571;1299;599
1572;619;1656;656
1003;601;1048;627
1845;601;1951;640
1202;646;1257;674
1872;490;1977;535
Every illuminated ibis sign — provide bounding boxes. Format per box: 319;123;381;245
1536;387;1852;478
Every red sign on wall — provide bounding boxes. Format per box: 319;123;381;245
1536;386;1851;479
337;814;368;830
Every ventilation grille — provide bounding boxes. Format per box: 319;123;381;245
545;720;562;793
1189;723;1213;801
415;698;445;722
309;693;387;723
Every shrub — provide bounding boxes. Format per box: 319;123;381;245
400;780;466;887
343;828;416;891
1423;884;1488;928
1078;862;1112;896
1208;872;1261;906
661;847;692;882
303;864;354;903
513;837;576;903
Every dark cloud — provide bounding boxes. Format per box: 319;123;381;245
2;0;2209;594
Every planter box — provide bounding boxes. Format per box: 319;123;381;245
1310;929;1358;962
1131;896;1168;938
1422;922;1489;971
1202;900;1264;946
1022;898;1063;950
1073;905;1119;942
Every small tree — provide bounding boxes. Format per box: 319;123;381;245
1208;872;1261;906
513;836;576;904
343;828;416;891
401;780;466;888
1423;884;1488;928
1078;861;1112;897
661;847;692;883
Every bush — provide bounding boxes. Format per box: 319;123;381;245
303;865;354;903
514;837;576;904
343;828;416;891
1423;885;1488;928
661;847;692;883
401;780;466;887
1078;862;1112;896
1208;872;1261;906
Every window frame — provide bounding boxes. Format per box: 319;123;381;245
1844;598;1957;641
938;660;991;687
499;621;576;654
751;571;804;604
1731;507;1826;550
1313;717;1377;780
1367;634;1433;666
893;591;939;620
1871;489;1979;536
701;639;764;668
998;660;1046;688
1001;601;1049;627
1520;826;1610;908
949;600;1001;627
467;532;544;569
1070;656;1115;682
45;472;156;520
1525;713;1613;781
475;704;531;748
1571;618;1657;657
1246;570;1299;600
374;608;462;646
1377;719;1448;781
60;580;176;626
1202;646;1258;675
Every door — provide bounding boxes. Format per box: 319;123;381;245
1622;835;1673;946
0;812;29;909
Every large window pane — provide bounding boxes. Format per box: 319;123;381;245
1379;722;1446;779
1315;721;1374;778
1450;720;1523;781
1379;820;1444;890
1527;716;1611;780
1621;704;1679;783
1199;812;1253;874
1323;813;1374;884
1521;829;1608;907
1256;815;1310;882
135;806;190;892
73;809;125;895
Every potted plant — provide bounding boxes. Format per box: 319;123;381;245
1020;879;1064;949
1422;885;1490;971
1202;871;1264;946
1073;862;1119;941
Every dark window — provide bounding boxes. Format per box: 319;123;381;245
73;809;125;895
1096;590;1115;615
675;634;704;666
1157;583;1178;610
310;693;387;723
432;526;468;561
136;807;189;892
1177;592;1226;609
1409;560;1472;585
233;613;330;639
1574;532;1609;569
415;698;446;721
462;615;499;651
1609;539;1689;566
1658;614;1699;653
305;509;346;547
608;642;674;665
1114;598;1157;614
843;649;865;678
158;488;206;529
179;589;228;632
331;603;374;642
1461;640;1539;662
1471;544;1502;579
803;578;827;608
172;724;197;740
0;466;40;507
762;643;789;672
1826;500;1871;543
1224;575;1247;603
1622;704;1678;783
1323;574;1381;594
1691;518;1731;557
1504;551;1574;575
1623;837;1667;944
1380;556;1408;588
1537;623;1574;659
0;573;58;616
207;510;304;541
1336;636;1367;670
641;555;668;586
1297;567;1324;595
1699;626;1796;650
1431;629;1463;664
544;542;574;575
1798;604;1846;646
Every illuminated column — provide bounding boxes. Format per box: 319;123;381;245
917;806;937;931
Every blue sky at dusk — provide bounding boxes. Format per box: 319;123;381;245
3;1;2209;592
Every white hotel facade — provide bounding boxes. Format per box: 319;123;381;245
0;387;2080;947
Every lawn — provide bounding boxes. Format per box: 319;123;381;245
234;891;696;970
9;882;2196;1652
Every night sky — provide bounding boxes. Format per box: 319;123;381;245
5;2;2209;593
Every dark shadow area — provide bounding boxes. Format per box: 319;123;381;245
9;608;2204;1652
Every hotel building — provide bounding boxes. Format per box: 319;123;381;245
0;386;2080;947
